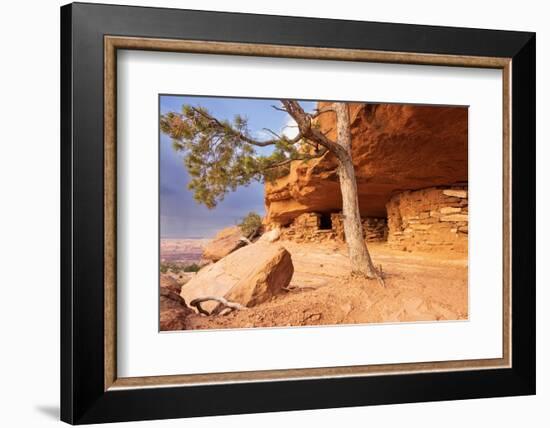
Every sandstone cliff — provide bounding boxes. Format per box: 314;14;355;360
265;103;468;225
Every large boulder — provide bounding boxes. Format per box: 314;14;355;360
202;226;245;262
181;242;294;313
265;103;468;224
160;274;193;331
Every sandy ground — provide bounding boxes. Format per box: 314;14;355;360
184;240;468;330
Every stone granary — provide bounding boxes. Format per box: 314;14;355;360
279;212;388;243
265;103;468;254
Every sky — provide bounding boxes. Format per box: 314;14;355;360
160;95;316;238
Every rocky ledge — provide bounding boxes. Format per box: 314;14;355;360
265;103;468;225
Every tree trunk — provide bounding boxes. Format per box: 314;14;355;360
333;103;379;278
280;100;382;283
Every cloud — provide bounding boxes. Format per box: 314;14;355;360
252;116;298;141
281;116;299;139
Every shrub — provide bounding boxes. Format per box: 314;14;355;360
161;262;201;274
238;212;262;238
183;263;201;273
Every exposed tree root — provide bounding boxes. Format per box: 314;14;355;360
190;296;248;316
282;285;317;292
375;264;386;288
350;264;386;288
239;236;253;245
374;273;386;288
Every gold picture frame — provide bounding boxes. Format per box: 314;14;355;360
103;36;512;391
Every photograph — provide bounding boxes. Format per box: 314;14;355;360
159;95;469;331
54;2;536;424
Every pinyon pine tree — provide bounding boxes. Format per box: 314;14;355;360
160;100;383;283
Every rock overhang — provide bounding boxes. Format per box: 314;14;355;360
264;102;468;226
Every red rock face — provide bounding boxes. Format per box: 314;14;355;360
265;103;468;225
160;274;193;331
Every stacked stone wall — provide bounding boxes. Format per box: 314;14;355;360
362;217;388;242
280;213;336;242
280;212;387;244
331;214;387;242
386;186;468;253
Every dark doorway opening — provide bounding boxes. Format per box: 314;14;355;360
319;213;332;230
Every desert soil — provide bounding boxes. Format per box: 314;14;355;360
183;240;468;330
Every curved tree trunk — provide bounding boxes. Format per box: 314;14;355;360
333;103;379;278
280;100;382;283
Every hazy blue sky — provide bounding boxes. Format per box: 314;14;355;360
160;95;316;238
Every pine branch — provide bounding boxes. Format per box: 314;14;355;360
270;104;288;113
191;107;303;147
264;147;328;170
311;105;336;119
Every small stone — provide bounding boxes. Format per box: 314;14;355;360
440;214;468;222
458;226;468;234
259;228;281;243
443;190;467;198
410;224;432;230
440;207;461;214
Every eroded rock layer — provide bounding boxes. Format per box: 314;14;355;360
265;103;468;225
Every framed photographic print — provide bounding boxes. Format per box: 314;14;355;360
60;2;536;424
